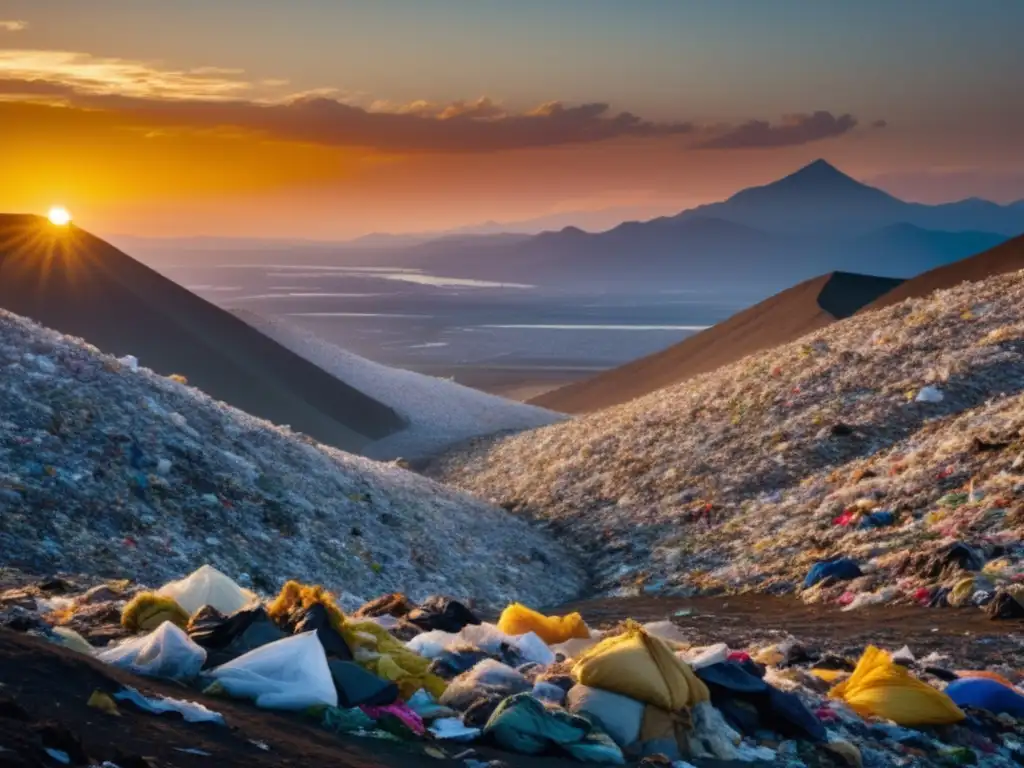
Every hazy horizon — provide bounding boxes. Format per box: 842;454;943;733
2;1;1022;239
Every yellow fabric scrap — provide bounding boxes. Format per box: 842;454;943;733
497;603;590;645
120;592;190;633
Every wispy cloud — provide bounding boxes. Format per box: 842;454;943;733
0;48;870;154
0;20;28;32
0;49;252;100
697;111;858;149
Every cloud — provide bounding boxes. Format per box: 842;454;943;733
0;20;28;32
698;111;858;149
0;49;253;100
0;49;869;155
872;119;888;129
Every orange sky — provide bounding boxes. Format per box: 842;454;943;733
1;2;1022;238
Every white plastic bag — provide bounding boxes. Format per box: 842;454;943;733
406;623;553;665
551;636;601;660
157;565;255;616
430;717;481;741
207;631;337;710
514;632;555;666
406;629;454;659
97;621;206;680
566;685;643;748
682;701;742;761
685;643;730;670
114;686;225;724
642;620;688;645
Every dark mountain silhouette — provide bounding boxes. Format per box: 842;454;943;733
0;215;405;452
674;160;1024;236
862;232;1024;312
382;160;1018;289
531;272;903;414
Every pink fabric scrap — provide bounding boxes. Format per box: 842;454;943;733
360;702;426;736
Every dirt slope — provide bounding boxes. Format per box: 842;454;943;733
530;272;902;414
0;215;403;453
862;232;1024;312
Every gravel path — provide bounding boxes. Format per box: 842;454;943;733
0;309;586;610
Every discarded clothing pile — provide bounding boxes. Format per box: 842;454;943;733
9;564;1024;766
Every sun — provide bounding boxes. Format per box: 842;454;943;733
47;206;72;226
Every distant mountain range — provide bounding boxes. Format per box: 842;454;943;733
117;160;1024;292
387;160;1020;290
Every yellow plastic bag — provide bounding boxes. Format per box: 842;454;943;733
497;603;590;645
829;646;964;726
572;622;709;711
948;576;976;608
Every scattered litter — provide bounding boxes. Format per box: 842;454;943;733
113;686;226;725
86;690;121;716
430;717;482;741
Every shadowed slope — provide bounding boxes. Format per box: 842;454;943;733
0;214;404;452
862;233;1024;312
530;272;903;414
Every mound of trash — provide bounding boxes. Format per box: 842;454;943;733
0;308;584;608
434;269;1024;603
233;310;564;461
6;567;1024;767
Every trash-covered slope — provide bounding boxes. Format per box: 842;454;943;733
233;310;564;461
0;308;586;608
434;268;1024;598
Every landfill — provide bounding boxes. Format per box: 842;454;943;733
5;565;1024;767
433;269;1024;612
0;307;585;609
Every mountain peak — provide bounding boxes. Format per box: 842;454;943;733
787;158;852;183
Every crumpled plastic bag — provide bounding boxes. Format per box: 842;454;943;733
158;565;256;616
828;646;965;726
430;717;481;741
680;701;743;761
439;659;533;719
497;603;590;645
566;685;644;748
207;630;338;710
407;622;551;665
97;621;206;680
573;623;709;711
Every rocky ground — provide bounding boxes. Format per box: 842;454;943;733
431;269;1024;602
0;308;586;611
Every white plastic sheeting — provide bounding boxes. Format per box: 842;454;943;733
158;565;256;616
207;631;337;710
97;621;206;680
